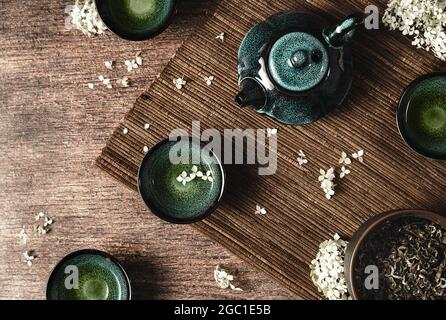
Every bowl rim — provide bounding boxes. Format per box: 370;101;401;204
94;0;176;42
396;72;446;160
46;249;132;300
344;209;446;300
137;137;226;224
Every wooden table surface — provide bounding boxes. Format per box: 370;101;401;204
0;0;293;300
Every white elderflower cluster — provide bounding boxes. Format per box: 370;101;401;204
66;0;108;37
214;265;243;292
383;0;446;61
176;165;213;186
310;234;351;300
318;168;336;200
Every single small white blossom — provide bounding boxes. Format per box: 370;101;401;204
338;152;352;165
87;83;94;89
117;77;129;87
255;205;267;215
352;149;364;162
216;32;225;41
144;123;150;130
339;166;351;179
18;229;28;245
143;146;149;153
176;171;190;186
104;60;114;70
297;150;308;166
173;77;187;90
122;128;129;134
22;251;36;267
205;76;215;86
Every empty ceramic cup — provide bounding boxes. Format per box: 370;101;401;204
138;138;225;224
46;250;131;300
95;0;176;41
397;73;446;159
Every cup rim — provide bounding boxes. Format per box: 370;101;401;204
94;0;176;42
46;249;132;300
344;209;446;300
137;137;225;224
396;72;446;160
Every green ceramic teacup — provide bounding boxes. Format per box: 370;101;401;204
95;0;176;41
397;73;446;160
138;138;225;224
46;250;131;300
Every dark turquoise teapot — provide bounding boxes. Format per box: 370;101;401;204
236;12;364;125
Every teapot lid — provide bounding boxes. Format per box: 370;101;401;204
268;32;329;92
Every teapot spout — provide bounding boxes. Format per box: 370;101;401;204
235;78;266;109
323;14;364;48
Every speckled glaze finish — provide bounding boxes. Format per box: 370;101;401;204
46;250;131;300
268;32;329;92
397;73;446;160
138;138;225;224
95;0;175;41
236;12;363;125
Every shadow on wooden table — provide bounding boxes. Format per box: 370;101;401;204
119;255;167;300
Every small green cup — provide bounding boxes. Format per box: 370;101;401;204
46;250;131;300
397;73;446;160
138;137;225;224
95;0;176;41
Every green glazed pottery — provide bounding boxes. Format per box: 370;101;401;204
46;250;131;300
397;73;446;160
95;0;176;41
138;138;225;224
236;11;364;125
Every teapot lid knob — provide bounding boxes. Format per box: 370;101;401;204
289;50;308;68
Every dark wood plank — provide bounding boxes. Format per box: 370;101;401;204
0;0;292;299
97;0;446;299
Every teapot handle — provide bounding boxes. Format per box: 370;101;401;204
323;14;364;48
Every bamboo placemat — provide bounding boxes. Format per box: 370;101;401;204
96;0;446;299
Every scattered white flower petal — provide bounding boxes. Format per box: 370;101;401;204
297;150;308;166
339;166;351;179
104;60;114;70
205;75;215;86
87;83;94;89
173;77;187;90
143;146;149;153
144;123;150;130
338;152;352;165
18;229;28;245
22;251;36;267
122;128;128;134
35;212;45;221
352;149;365;162
216;32;225;41
117;77;129;87
255;205;267;215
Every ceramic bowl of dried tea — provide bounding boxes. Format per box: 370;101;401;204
345;210;446;300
